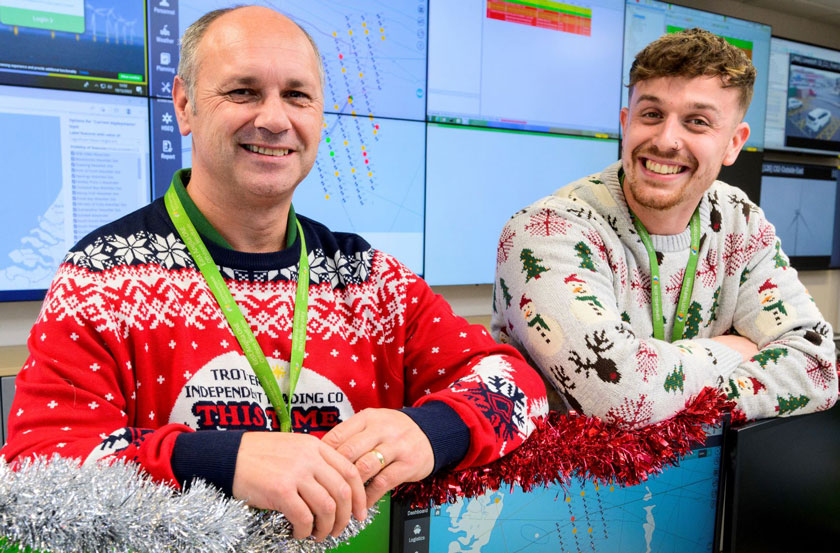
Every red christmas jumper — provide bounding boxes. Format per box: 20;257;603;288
2;172;548;494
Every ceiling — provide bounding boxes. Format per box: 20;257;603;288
737;0;840;25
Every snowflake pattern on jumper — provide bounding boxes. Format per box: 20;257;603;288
491;161;836;428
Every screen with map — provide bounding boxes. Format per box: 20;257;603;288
765;37;840;154
393;426;724;553
759;162;840;270
622;0;771;151
0;84;150;301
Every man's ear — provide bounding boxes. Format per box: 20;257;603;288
619;106;629;136
722;121;750;166
172;76;192;137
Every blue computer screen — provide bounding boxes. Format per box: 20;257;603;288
622;0;771;151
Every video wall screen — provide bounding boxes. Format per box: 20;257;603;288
759;162;840;270
622;0;772;151
765;37;840;154
0;83;150;301
427;0;625;139
17;1;839;298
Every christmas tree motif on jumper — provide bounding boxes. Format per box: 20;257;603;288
776;393;809;415
773;240;789;270
499;278;513;309
520;294;563;355
621;311;631;323
663;363;685;393
680;301;704;339
574;241;597;271
520;248;549;282
739;266;751;287
565;273;616;324
705;287;721;328
751;347;788;369
755;279;797;337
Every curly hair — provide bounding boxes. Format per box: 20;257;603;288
628;28;756;113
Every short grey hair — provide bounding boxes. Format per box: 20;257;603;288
177;5;325;109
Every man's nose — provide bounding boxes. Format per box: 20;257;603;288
253;95;292;134
651;115;683;153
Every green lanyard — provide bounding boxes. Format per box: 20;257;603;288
631;209;701;342
164;184;309;432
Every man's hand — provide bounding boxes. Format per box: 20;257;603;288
710;335;760;362
232;432;367;541
322;408;435;508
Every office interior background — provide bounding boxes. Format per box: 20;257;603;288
0;1;839;552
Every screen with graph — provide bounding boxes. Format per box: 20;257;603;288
0;0;147;96
759;162;840;270
765;37;840;154
622;0;772;151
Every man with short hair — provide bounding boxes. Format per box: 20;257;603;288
2;6;547;541
492;28;836;429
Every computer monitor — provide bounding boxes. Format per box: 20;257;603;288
0;84;150;302
759;161;840;270
0;0;148;97
765;37;840;154
622;0;772;151
423;126;618;285
721;402;840;552
427;0;626;139
159;0;429;275
392;425;726;553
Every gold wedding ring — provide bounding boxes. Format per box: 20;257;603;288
370;449;386;469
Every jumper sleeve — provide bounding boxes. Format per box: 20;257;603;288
392;257;548;470
491;201;735;428
0;265;189;487
724;216;837;419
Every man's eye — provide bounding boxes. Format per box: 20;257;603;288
640;111;661;119
228;89;253;97
688;118;709;127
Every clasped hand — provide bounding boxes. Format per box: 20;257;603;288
232;408;434;541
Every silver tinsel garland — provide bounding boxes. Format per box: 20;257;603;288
0;456;378;553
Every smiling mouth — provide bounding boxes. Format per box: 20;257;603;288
643;158;687;175
243;144;290;157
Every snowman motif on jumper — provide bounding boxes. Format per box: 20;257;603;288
519;294;563;355
722;375;767;400
565;273;617;324
755;279;796;337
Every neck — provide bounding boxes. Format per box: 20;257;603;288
186;174;291;253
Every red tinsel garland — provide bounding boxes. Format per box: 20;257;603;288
395;386;737;507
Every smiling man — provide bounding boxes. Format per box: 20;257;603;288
492;28;836;429
2;5;547;543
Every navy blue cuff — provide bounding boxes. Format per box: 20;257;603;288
171;430;246;496
401;401;470;474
